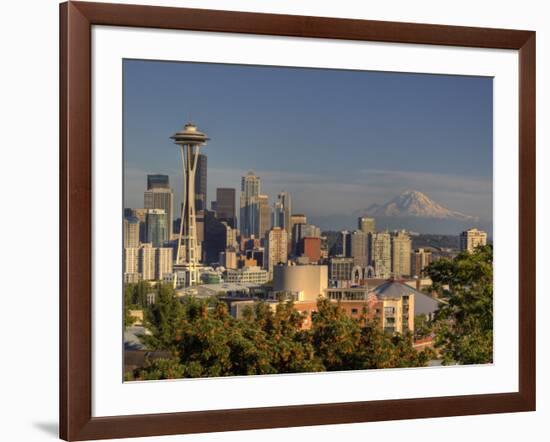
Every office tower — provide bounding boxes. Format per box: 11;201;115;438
124;216;140;248
203;210;230;264
371;231;392;278
194;154;207;212
258;194;272;239
412;248;432;278
298;237;322;263
145;209;167;247
350;230;369;267
358;217;376;234
215;188;236;227
329;256;354;288
391;230;412;277
459;228;488;253
171;122;209;288
265;227;288;276
240;172;261;237
144;183;173;237
333;230;352;257
272;200;284;229
277;192;292;237
147;174;169;190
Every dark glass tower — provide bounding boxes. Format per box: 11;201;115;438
147;174;170;190
194;154;207;211
215;188;236;228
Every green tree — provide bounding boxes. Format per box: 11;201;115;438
141;284;185;352
134;358;185;380
426;245;493;365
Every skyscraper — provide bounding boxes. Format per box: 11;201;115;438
215;187;236;227
194;154;207;212
240;172;261;237
459;228;488;253
123;216;140;248
145;209;167;247
350;230;369;267
391;230;412;277
171;122;209;288
358;217;376;234
258;194;272;239
147;174;169;190
371;231;392;278
144;176;173;237
265;227;288;276
277;192;292;238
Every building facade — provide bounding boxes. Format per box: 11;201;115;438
143;181;174;239
412;248;432;277
358;216;376;234
459;228;488;253
371;231;392;278
392;230;412;277
124;216;140;248
226;266;269;284
240;172;261;237
215;187;236;227
265;227;288;276
273;264;328;301
145;209;167;247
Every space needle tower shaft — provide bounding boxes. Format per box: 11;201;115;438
170;123;209;288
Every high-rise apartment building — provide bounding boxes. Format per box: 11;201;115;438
350;230;369;267
391;230;412;277
240;172;261;237
412;248;432;278
358;217;376;234
292;223;321;256
124;216;140;248
145;209;167;247
371;231;392;278
194;154;207;211
459;228;488;253
155;247;173;280
265;227;288;276
124;243;173;281
139;243;156;281
215;187;236;227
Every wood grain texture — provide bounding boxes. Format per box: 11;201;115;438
59;1;536;440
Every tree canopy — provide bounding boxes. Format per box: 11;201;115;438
425;245;493;365
130;284;434;380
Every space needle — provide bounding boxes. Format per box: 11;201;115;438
171;122;209;288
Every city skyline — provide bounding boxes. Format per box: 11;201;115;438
124;59;493;232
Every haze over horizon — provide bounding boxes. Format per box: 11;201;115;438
124;59;493;234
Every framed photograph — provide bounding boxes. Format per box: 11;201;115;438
60;1;536;440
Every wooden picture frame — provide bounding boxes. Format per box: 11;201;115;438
60;1;536;440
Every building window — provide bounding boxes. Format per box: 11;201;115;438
351;308;358;314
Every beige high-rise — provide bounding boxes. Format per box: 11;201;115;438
265;227;288;277
459;228;488;253
392;230;412;277
371;231;392;278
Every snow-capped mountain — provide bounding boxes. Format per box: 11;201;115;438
363;190;477;221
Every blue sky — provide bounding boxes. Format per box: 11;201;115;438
124;59;493;230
